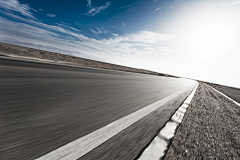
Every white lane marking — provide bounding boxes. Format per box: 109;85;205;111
138;136;168;160
138;83;199;160
36;88;191;160
178;106;187;113
159;121;178;140
184;99;191;105
181;103;189;109
171;111;185;123
206;84;240;107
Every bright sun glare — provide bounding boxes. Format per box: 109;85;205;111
188;14;236;59
174;3;239;60
161;2;240;87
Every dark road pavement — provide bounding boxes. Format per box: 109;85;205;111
0;57;196;159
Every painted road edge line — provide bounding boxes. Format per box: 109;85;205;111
36;88;190;160
206;84;240;107
138;83;199;160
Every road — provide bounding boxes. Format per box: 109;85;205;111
0;57;196;160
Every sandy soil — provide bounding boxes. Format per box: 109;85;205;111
0;42;175;77
164;83;240;159
207;83;240;103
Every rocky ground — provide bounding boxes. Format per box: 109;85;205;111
0;42;175;77
164;83;240;159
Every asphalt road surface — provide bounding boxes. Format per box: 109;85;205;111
0;57;196;159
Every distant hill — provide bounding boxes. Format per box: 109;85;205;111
0;41;177;78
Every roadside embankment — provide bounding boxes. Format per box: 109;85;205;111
0;42;175;77
164;83;240;159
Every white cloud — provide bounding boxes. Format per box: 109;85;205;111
122;21;126;27
90;28;102;34
0;13;176;64
87;0;91;7
96;28;102;34
103;29;110;34
112;31;175;44
154;7;162;12
47;14;56;17
0;0;179;84
0;8;84;42
112;33;118;36
85;0;110;16
56;23;81;32
0;0;35;18
121;5;131;9
90;29;98;34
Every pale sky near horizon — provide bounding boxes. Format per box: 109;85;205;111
0;0;240;88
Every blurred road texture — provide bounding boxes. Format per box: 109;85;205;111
0;57;196;159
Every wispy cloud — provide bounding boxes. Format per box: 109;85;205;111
0;14;176;63
122;21;126;27
231;1;240;5
56;22;81;32
47;14;56;17
121;5;131;9
0;0;35;18
112;33;118;36
87;0;91;7
109;31;175;45
154;7;162;12
85;0;111;16
0;0;177;71
90;28;102;34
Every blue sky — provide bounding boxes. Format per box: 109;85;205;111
0;0;240;88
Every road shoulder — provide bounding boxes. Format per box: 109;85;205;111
164;83;240;159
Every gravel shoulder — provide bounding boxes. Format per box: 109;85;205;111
207;83;240;103
164;83;240;159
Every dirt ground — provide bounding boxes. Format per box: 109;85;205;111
207;83;240;103
0;42;175;77
164;83;240;159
